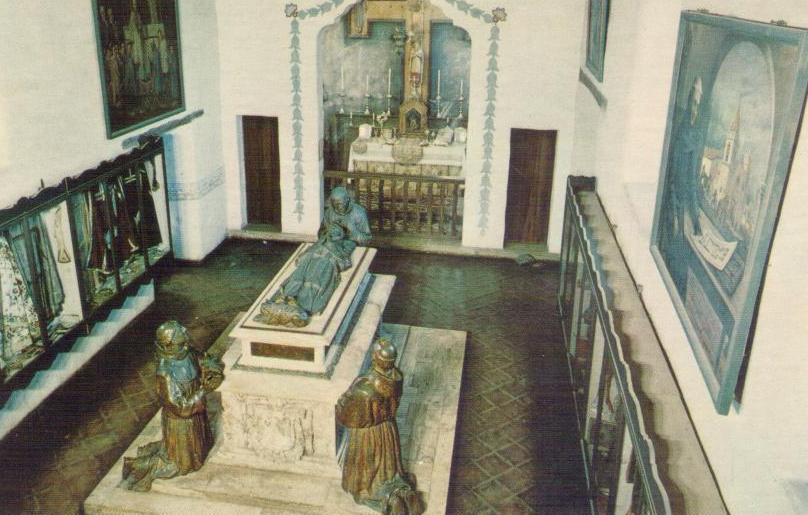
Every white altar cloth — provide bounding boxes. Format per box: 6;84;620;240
348;138;466;176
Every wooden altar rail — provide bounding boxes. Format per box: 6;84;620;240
324;170;464;238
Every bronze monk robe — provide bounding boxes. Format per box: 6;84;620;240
257;186;372;327
120;321;224;492
336;337;423;514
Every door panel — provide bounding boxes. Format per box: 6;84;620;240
243;116;281;226
505;129;556;243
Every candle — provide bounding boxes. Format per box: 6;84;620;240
387;68;392;96
340;63;345;92
460;78;464;96
366;74;369;95
437;69;441;97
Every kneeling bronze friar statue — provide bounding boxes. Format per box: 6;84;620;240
120;321;224;492
335;337;424;514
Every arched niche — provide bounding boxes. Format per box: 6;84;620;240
317;0;471;173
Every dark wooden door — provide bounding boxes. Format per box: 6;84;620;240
243;116;281;226
505;129;556;243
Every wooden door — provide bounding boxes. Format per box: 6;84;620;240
505;129;556;243
243;116;281;226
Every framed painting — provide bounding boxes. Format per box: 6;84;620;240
651;12;808;414
585;0;609;81
93;0;185;138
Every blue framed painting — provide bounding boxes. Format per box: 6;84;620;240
651;12;808;414
585;0;609;81
93;0;185;138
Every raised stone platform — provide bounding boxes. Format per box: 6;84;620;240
215;274;395;477
83;324;466;514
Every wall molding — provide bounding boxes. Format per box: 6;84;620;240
167;165;225;201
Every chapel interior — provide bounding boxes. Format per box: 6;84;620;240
1;1;807;514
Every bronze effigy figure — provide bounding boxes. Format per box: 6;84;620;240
336;338;423;514
257;186;371;327
257;223;354;327
120;321;224;492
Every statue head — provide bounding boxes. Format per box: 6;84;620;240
371;337;397;371
155;320;190;358
329;186;352;215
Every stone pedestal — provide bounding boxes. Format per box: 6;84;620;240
84;323;466;515
212;273;395;477
229;245;377;374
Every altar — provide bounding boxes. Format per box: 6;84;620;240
348;137;466;177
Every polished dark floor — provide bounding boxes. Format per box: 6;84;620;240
0;239;588;514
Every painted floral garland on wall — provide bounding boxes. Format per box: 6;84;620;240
443;1;506;235
285;1;505;232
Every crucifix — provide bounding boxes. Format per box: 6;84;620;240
347;0;451;136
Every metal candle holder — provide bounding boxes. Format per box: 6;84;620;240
431;94;443;119
364;93;371;115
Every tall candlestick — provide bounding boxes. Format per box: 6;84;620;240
387;68;392;96
437;69;441;97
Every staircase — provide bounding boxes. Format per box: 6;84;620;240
0;281;155;441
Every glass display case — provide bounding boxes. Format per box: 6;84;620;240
0;138;171;383
558;177;669;514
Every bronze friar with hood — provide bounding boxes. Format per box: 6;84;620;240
336;337;424;514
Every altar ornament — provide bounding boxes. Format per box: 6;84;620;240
391;137;424;165
431;69;443;119
454;127;467;144
339;63;346;114
120;321;224;491
456;79;465;122
336;337;424;514
358;123;373;140
364;74;371;115
386;67;393;115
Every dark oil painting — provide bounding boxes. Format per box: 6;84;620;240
93;0;185;138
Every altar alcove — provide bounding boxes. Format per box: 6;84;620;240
318;0;471;240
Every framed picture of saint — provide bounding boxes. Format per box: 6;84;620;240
650;11;808;414
93;0;185;138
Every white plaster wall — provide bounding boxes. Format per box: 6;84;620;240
572;1;808;512
0;0;225;261
215;0;585;251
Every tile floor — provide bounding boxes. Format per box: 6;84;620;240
0;239;588;514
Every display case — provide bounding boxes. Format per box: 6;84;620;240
557;177;669;514
0;197;84;380
0;138;171;384
558;176;727;514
